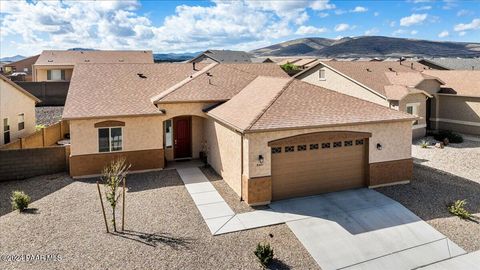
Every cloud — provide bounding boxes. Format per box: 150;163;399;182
374;12;380;16
457;9;473;17
389;21;396;27
459;31;466;36
400;13;428;26
351;6;368;13
454;18;480;31
413;5;432;11
410;30;418;35
364;28;379;35
295;25;327;35
438;30;449;37
334;23;355;32
0;0;338;55
334;9;347;15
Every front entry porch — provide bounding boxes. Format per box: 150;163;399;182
163;115;207;162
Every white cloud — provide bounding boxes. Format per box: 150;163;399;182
364;28;379;35
410;30;418;35
318;12;329;18
374;12;380;16
454;18;480;31
295;25;327;35
389;21;396;27
334;23;354;32
392;29;407;36
351;6;368;13
400;13;428;26
414;5;432;11
334;9;347;15
459;31;466;36
457;9;473;17
438;30;449;37
0;0;338;55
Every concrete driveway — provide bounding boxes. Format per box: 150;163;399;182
269;189;465;270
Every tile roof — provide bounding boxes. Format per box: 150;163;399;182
423;70;480;97
155;63;289;103
63;63;205;119
0;74;41;103
420;58;480;70
384;85;429;101
208;77;415;132
35;50;153;66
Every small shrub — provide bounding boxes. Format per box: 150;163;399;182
11;191;31;212
448;200;473;220
280;63;300;75
254;243;274;268
420;140;429;148
35;124;46;131
434;130;463;144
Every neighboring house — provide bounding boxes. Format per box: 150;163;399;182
63;62;415;205
419;58;480;71
250;57;274;63
422;70;480;135
0;74;40;145
1;55;40;81
294;61;442;138
189;50;253;63
33;50;154;82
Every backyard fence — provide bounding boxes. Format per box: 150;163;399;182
16;81;70;106
0;121;69;150
0;145;70;181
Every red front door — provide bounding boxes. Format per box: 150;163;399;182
173;117;191;159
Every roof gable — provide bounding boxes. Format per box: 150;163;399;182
0;74;41;103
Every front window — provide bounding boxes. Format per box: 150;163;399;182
18;113;25;130
165;119;173;148
47;69;66;81
98;127;122;152
319;69;326;80
406;103;419;125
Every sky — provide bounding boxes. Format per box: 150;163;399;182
0;0;479;57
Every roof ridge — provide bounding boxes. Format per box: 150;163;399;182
150;62;218;103
246;77;295;131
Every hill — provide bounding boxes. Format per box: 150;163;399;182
251;36;480;58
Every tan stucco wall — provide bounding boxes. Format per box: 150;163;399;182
34;66;74;81
416;80;441;95
244;121;413;178
297;64;389;106
0;80;36;145
399;93;428;138
69;115;164;156
433;94;480;135
205;118;243;195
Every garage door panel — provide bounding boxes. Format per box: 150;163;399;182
272;138;367;200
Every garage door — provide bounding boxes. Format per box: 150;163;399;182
270;132;369;200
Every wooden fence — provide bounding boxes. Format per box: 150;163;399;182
0;121;69;150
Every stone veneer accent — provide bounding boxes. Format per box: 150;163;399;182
242;175;272;205
70;148;164;177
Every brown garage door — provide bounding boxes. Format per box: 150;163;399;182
271;134;368;200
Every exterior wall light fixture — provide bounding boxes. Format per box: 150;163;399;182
258;155;264;164
376;143;382;150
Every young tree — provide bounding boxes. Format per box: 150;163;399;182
101;158;130;232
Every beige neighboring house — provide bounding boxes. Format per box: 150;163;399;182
422;70;480;135
33;50;154;82
294;61;443;139
63;62;416;205
0;74;40;145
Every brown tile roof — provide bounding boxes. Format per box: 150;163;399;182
35;50;153;66
208;77;415;132
0;74;40;103
155;63;289;103
63;63;205;119
321;61;432;97
384;85;429;101
423;70;480;97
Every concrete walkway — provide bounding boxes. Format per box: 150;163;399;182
418;250;480;269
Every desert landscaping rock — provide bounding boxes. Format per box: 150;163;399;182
0;170;318;270
35;106;64;127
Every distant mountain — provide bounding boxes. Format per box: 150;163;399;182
0;55;26;62
251;36;480;58
153;52;199;63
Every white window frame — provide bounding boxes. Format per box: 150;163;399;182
98;127;123;153
18;113;25;131
164;119;173;148
47;69;65;81
319;68;326;81
406;103;420;125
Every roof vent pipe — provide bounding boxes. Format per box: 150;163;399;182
411;63;414;69
193;62;196;71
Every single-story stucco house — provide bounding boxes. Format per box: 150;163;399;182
294;61;443;139
63;62;416;205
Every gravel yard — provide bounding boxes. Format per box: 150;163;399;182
412;136;480;183
0;170;318;270
376;164;480;252
35;106;64;126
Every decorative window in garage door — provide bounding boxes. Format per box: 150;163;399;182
321;142;330;149
285;146;295;152
271;147;282;154
355;139;364;145
344;140;353;147
333;141;342;148
310;143;319;150
297;145;307;151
